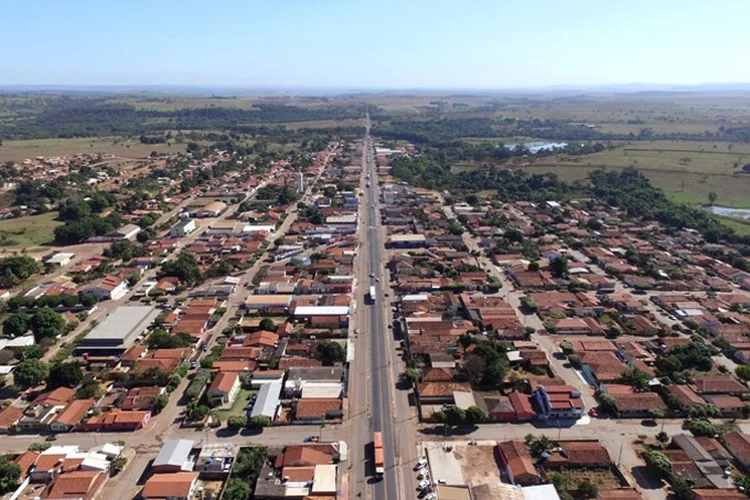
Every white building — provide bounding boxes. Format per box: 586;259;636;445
83;276;128;301
44;252;75;266
170;219;196;238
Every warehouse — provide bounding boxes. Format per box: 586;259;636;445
75;306;159;355
195;201;227;218
152;439;196;473
387;234;426;248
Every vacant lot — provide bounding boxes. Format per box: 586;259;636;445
0;137;185;163
547;467;625;492
0;211;62;249
454;444;503;488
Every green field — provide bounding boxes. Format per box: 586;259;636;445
0;212;62;249
0;137;185;163
712;215;750;236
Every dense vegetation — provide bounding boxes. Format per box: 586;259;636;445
0;95;363;140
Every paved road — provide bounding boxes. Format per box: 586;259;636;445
362;126;399;500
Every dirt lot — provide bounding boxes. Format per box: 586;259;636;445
454;444;503;488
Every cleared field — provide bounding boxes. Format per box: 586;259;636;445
0;211;62;248
713;215;750;236
0;137;185;163
271;118;364;130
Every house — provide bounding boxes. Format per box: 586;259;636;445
40;471;107;500
34;387;77;407
417;382;472;405
692;376;748;396
50;400;95;433
544;440;612;469
294;398;342;423
662;385;706;410
508;392;536;421
692;491;746;500
0;405;23;433
614;393;667;417
77;409;151;432
531;385;585;420
142;472;199;500
552;317;604;336
82;276;128;301
119;387;165;411
722;432;750;471
704;395;744;418
207;372;241;407
482;396;516;422
496;440;540;486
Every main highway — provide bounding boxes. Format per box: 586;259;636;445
361;121;399;500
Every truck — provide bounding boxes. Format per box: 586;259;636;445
369;285;376;303
373;431;384;478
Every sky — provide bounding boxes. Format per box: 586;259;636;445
3;0;750;89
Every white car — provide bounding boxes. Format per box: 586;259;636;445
417;470;429;479
424;494;437;500
414;461;426;471
417;480;429;491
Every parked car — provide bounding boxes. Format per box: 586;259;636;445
190;361;197;369
46;434;58;442
417;480;429;491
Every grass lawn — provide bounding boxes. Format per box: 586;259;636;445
0;211;62;248
215;388;257;421
549;468;625;492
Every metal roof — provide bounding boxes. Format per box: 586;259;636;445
250;380;281;419
293;306;349;316
77;306;159;350
153;439;195;469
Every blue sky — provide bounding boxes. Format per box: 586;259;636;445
3;0;749;88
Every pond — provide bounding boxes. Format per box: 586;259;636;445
506;141;568;154
710;206;750;219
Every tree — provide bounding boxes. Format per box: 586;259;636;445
400;368;422;385
223;478;251;500
153;394;169;413
47;362;83;389
689;419;716;437
459;354;486;387
656;431;670;444
14;359;48;389
736;365;750;382
249;416;271;428
227;415;248;429
187;404;210;421
527;261;540;272
431;411;446;423
315;341;346;366
465;405;486;424
671;477;693;500
620;367;650;391
259;318;275;331
549;256;569;278
30;308;66;342
111;457;127;473
641;450;671;479
76;380;103;400
0;458;21;494
444;406;466;425
598;393;618;414
17;344;44;360
529;435;553;458
3;313;30;337
648;408;665;421
577;479;597;499
708;191;718;206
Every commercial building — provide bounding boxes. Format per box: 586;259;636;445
82;275;129;301
169;219;196;238
531;385;585;421
387;234;426;248
196;201;227;218
75;306;159;355
152;439;196;473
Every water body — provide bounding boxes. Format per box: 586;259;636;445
506;141;568;154
711;206;750;219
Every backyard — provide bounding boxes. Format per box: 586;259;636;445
215;388;257;421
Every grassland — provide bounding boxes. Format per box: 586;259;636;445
518;140;750;208
0;211;62;249
215;388;257;421
0;136;185;163
713;215;750;236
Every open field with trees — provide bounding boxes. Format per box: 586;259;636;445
0;136;184;162
0;211;62;248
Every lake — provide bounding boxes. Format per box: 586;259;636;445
506;141;568;154
711;206;750;219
